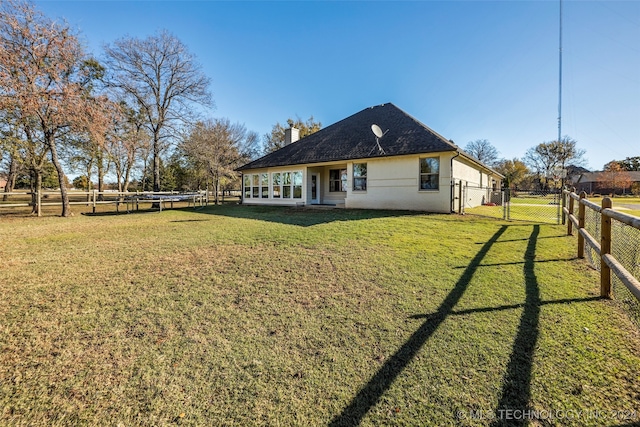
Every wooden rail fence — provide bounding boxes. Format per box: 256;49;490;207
0;190;209;215
563;189;640;301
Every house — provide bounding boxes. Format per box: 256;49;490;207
236;103;503;213
575;171;640;195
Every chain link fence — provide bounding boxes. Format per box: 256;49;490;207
565;192;640;326
611;221;640;325
462;186;561;224
460;185;504;220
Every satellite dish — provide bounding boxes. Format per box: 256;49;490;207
371;124;384;138
369;124;389;155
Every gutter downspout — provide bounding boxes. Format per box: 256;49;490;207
239;172;243;205
450;151;460;213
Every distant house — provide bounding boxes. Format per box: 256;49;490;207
236;103;503;213
575;171;640;195
0;178;6;192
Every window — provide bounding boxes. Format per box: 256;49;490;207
252;174;260;197
420;158;439;190
272;173;281;198
353;163;367;191
292;171;302;198
261;173;269;198
282;172;291;198
244;170;302;200
329;169;347;192
243;175;251;198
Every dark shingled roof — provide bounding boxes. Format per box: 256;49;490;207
578;171;640;183
237;103;461;171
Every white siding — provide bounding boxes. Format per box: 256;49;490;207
345;154;453;212
453;156;501;208
240;152;501;212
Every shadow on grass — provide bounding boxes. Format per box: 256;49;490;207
81;209;159;217
190;204;433;227
452;257;578;268
328;225;509;426
409;296;602;319
331;224;602;426
490;225;541;427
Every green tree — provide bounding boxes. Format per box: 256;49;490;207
72;175;89;191
263;116;321;154
604;156;640;172
15;160;59;189
493;158;529;189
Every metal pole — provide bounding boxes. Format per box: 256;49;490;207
558;0;563;144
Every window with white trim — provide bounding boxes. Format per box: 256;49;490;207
243;175;251;198
353;163;367;191
292;171;302;198
329;168;347;192
261;173;269;198
419;157;439;190
252;174;260;197
282;172;291;198
272;173;281;198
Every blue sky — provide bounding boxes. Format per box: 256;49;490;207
36;0;639;170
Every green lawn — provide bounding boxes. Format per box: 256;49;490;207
584;196;640;218
1;206;639;426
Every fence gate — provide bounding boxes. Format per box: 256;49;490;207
461;185;562;224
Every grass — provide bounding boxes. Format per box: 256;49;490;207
584;196;640;218
1;205;640;426
465;194;640;222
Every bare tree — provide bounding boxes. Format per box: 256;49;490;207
102;101;151;193
103;30;213;193
0;114;25;200
524;136;585;190
464;139;499;166
0;0;110;216
66;131;112;200
181;118;258;204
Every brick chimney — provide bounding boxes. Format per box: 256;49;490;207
284;127;299;145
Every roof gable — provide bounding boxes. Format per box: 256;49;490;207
237;103;460;171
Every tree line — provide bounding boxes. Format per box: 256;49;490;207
4;1;635;218
464;138;638;194
0;0;305;216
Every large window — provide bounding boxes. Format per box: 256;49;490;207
282;172;291;198
420;157;439;190
353;163;367;191
329;168;347;192
272;173;281;198
243;175;251;198
252;174;260;197
243;170;302;200
261;173;269;198
292;171;302;198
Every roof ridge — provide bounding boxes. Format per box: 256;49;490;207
237;103;468;171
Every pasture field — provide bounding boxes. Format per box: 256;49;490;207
1;206;639;426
